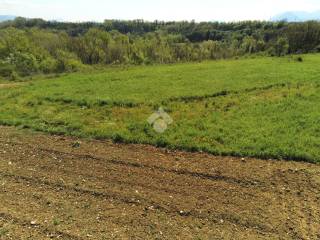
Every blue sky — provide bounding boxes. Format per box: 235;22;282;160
1;0;320;22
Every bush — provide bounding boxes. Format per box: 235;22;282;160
55;50;83;72
8;71;19;81
267;47;276;57
12;52;39;76
0;61;20;81
0;62;15;78
64;59;84;72
274;37;289;57
143;57;153;65
39;57;58;73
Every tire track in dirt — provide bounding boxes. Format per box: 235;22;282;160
0;139;263;187
0;159;315;237
1;179;140;239
0;172;277;236
0;147;281;237
0;212;84;240
1;126;320;239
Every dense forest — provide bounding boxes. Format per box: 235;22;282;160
1;17;320;79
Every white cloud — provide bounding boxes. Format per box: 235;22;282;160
0;0;320;22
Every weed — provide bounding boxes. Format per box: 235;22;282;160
1;55;320;162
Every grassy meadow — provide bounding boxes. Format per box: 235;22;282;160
1;55;320;162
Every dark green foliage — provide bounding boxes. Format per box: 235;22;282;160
270;37;289;56
1;18;320;79
0;62;15;77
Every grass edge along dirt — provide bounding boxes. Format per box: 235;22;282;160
1;55;320;163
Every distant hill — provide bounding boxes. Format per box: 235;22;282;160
272;11;320;22
0;15;16;22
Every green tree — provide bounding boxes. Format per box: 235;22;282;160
274;37;289;56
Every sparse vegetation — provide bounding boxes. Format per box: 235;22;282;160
0;227;9;236
53;219;61;226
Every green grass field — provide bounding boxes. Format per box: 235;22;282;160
1;55;320;162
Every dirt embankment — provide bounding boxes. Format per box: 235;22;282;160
0;126;319;239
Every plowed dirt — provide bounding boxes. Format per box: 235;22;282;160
0;126;320;239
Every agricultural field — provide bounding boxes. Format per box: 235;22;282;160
1;54;320;239
1;55;320;162
1;126;320;239
3;4;320;238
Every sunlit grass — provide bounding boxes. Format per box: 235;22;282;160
1;54;320;162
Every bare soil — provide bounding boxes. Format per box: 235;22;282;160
0;126;320;239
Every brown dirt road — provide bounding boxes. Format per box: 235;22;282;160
0;126;320;239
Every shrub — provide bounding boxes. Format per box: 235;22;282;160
267;47;276;57
274;37;289;57
143;57;153;65
0;61;19;81
55;50;83;72
12;52;39;76
39;57;58;73
64;59;84;72
8;71;19;81
0;62;15;77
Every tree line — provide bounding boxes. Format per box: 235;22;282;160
1;18;320;79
